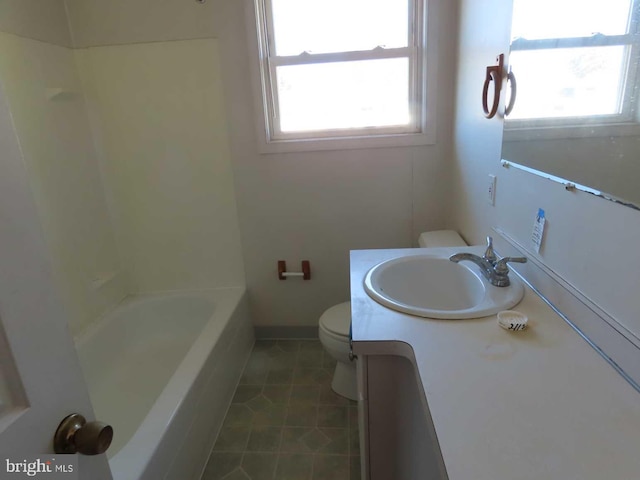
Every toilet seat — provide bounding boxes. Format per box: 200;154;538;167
318;302;351;339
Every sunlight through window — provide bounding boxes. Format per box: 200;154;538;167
254;0;429;144
507;0;638;123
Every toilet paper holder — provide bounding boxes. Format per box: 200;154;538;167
278;260;311;280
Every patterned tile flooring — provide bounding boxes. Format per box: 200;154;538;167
201;340;361;480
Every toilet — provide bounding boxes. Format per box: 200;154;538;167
318;230;468;400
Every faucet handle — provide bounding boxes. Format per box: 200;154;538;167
484;236;498;266
494;256;527;275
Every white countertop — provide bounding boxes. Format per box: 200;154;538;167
350;246;640;480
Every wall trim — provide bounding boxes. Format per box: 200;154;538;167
500;160;640;212
493;227;640;392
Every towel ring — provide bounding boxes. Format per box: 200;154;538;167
482;54;504;119
505;68;517;116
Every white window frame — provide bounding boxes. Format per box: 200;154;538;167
505;0;640;141
250;0;436;153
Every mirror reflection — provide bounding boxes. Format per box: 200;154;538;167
501;0;640;207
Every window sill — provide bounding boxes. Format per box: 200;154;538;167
257;130;436;154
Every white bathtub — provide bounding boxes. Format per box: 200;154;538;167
75;288;254;480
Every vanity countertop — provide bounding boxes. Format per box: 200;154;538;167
350;246;640;480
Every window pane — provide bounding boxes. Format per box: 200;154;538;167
511;0;632;40
507;46;627;120
271;0;409;56
276;58;410;132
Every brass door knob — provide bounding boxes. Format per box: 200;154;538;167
54;413;113;455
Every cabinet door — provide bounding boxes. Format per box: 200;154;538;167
356;355;369;480
365;355;448;480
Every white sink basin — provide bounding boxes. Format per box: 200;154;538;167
363;254;524;319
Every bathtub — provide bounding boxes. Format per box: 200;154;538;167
75;288;254;480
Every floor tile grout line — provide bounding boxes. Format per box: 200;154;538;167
205;340;358;480
208;449;353;456
204;340;258;479
348;419;352;458
238;451;248;479
235;447;355;456
309;451;315;480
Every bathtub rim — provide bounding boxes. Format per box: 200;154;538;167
72;286;239;345
75;286;247;480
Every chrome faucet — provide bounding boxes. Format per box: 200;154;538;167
449;236;527;287
483;235;498;266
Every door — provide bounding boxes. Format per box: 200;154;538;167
0;77;112;478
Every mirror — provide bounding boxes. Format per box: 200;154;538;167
501;0;640;208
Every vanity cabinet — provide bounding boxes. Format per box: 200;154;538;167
351;246;640;480
356;350;448;480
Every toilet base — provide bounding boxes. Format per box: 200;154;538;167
331;361;358;401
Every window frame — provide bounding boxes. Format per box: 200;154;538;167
251;0;435;153
505;0;640;139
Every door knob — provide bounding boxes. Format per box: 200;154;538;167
53;413;113;455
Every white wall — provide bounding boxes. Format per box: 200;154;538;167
75;39;245;293
64;0;218;48
451;0;640;348
0;28;127;336
0;1;244;335
212;0;457;328
0;0;72;47
66;0;458;328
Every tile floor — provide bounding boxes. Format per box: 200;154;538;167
201;340;361;480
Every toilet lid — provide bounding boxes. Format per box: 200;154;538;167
319;302;351;337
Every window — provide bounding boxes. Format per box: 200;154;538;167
252;0;432;151
506;0;640;129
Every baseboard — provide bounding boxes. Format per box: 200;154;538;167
254;326;319;339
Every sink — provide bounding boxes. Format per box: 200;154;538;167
363;254;524;319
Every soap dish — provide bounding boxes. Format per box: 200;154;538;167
498;310;528;331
